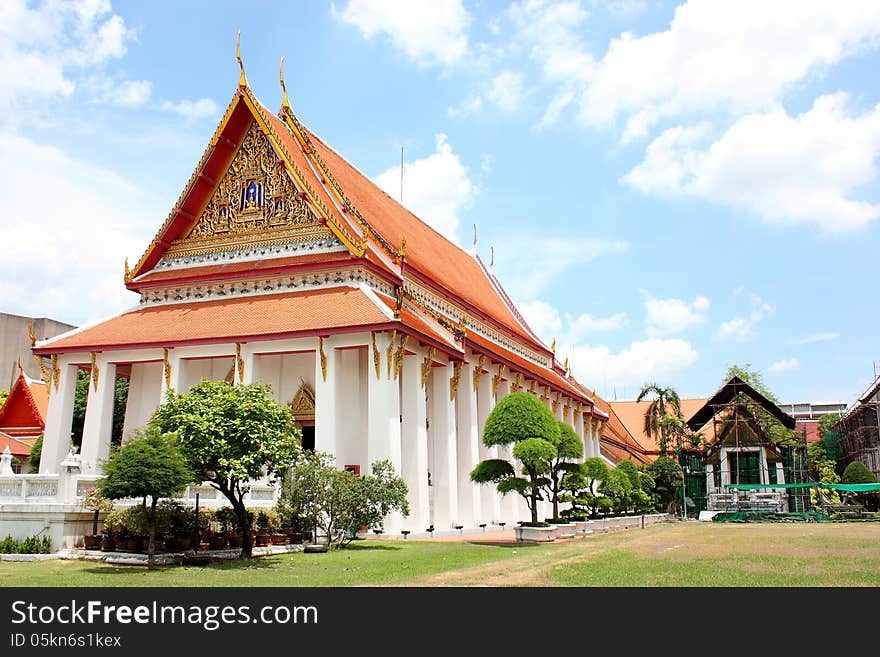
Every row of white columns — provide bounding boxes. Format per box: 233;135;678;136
39;336;604;534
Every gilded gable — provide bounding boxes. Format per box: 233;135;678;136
167;121;332;258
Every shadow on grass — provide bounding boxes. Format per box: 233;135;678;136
80;556;284;575
465;541;543;549
343;543;403;552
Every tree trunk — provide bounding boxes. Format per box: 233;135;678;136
530;483;539;524
234;497;252;559
552;473;560;521
92;509;99;536
147;498;158;570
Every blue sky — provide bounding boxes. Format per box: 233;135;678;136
1;1;879;405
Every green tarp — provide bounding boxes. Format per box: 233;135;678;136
725;482;880;492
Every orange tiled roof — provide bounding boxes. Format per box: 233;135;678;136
36;288;394;353
0;432;35;459
0;369;47;436
609;398;709;455
25;380;48;423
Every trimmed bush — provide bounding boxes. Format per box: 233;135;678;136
842;461;877;484
0;534;52;554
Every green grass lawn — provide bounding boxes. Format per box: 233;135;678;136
3;522;879;587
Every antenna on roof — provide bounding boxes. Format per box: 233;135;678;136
279;56;290;111
400;145;404;203
236;30;247;87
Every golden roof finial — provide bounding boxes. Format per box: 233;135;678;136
27;322;36;347
279;55;291;112
124;257;132;283
236;30;247;87
551;338;557;352
564;356;569;372
398;235;407;261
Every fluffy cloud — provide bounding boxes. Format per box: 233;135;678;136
87;77;152;107
576;0;880;131
0;0;135;116
716;296;773;342
334;0;471;68
517;299;627;345
374;134;475;243
486;70;526;112
767;358;799;373
161;98;221;119
570;338;698;391
0;131;160;324
643;292;709;336
625;95;880;231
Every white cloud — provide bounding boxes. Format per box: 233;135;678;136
0;0;135;117
517;299;627;346
160;98;220;119
570;338;698;391
334;0;470;68
374;134;475;243
643;292;710;336
0;131;160;324
517;299;563;343
568;311;628;339
624;94;880;231
578;0;880;131
88;78;152;107
447;96;483;118
767;358;799;373
792;332;841;345
496;237;629;298
486;70;526;112
716;297;773;342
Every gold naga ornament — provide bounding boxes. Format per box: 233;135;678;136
392;333;408;380
491;364;507;398
386;330;397;379
449;361;463;401
90;352;99;392
162;348;172;389
318;337;327;382
371;332;381;379
420;347;436;389
235;343;245;383
472;354;487;392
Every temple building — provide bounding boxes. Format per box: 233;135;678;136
0;366;48;474
21;62;608;537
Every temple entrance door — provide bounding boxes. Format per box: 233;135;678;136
299;423;315;452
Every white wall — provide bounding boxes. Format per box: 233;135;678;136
179;356;234;392
254;352;314;406
335;347;366;472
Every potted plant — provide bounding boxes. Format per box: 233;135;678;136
162;501;194;552
254;509;274;547
213;507;241;548
101;510;125;552
81;487;113;550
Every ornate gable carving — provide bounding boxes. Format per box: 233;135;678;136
290;382;315;423
169;121;332;257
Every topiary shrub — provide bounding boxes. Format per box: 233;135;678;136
842;461;877;484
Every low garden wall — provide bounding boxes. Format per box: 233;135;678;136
514;513;672;542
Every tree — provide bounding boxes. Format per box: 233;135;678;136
71;371;130;448
470;391;560;525
152;380;301;559
599;468;632;515
99;426;194;568
636;383;682;456
561;456;608;519
543;420;584;521
0;389;8;406
278;454;408;549
28;434;43;471
842;461;877;484
644;456;684;513
817;413;841;436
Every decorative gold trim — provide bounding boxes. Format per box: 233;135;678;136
540;385;549;403
563;401;571;420
552;392;561;414
491;364;507;399
124;258;132;284
318;337;327;382
528;379;537;395
163;347;172;389
511;372;524;393
449;361;463;401
551;338;557;353
472;354;486;392
386;330;397;379
289;381;316;423
279;56;290;112
393;285;404;319
27;322;36;347
35;356;51;394
50;355;60;392
236;30;247;87
563;357;569;374
90;352;99;392
420;347;436;389
393;333;408;380
371;331;381;380
235;342;245;384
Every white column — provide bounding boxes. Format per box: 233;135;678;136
401;349;429;533
706;464;715;494
476;366;500;524
314;337;338;455
574;407;585;462
776;462;785;485
80;357;117;474
455;359;481;528
430;358;458;529
39;359;78;474
367;333;403;533
240;344;257;385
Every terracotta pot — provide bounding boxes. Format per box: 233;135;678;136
100;536;116;552
83;535;102;550
227;533;242;548
255;533;270;547
208;535;227;550
270;533;287;545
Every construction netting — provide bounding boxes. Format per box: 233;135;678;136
712;510;832;523
725;482;880;492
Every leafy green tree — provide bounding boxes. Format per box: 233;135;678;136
99;426;194;568
71;371;130;448
636;383;682;456
600;468;633;515
0;389;9;406
817;413;841;436
28;434;43;471
470;392;560;525
561;456;608;519
543;420;584;521
152;380;301;559
644;456;684;513
278;454;408;549
842;461;877;484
